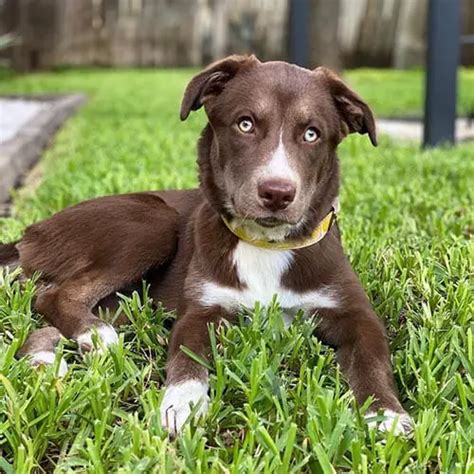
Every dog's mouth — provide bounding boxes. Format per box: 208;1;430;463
254;217;287;228
229;209;299;228
225;199;305;240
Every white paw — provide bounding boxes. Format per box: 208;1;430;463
366;409;414;436
160;380;210;437
76;324;118;354
29;350;68;377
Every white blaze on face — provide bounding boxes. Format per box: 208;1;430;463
259;128;299;184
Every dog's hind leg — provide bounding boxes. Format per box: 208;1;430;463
17;326;69;376
34;273;125;353
13;193;179;359
17;273;151;373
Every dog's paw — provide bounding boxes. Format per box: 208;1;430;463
366;409;414;436
160;380;209;437
29;350;68;377
76;323;118;354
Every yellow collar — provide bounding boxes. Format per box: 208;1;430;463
221;206;337;251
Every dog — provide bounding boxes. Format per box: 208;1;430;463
0;55;413;437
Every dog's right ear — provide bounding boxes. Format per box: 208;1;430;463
180;55;259;121
314;67;377;146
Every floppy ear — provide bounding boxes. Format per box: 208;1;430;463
314;67;377;146
180;55;259;121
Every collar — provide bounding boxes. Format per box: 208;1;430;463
221;200;339;251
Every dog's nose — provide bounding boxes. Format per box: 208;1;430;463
258;179;296;211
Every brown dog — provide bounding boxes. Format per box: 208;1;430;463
0;56;412;436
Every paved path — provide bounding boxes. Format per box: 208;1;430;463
0;95;86;211
377;118;474;142
0;98;52;144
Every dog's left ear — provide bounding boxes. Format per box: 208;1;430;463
180;55;259;121
314;67;377;146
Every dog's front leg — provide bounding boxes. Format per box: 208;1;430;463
316;306;413;435
160;306;225;437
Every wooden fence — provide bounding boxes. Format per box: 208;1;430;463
0;0;473;71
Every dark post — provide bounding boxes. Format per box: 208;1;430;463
289;0;310;68
423;0;461;148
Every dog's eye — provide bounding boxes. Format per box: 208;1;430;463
237;117;254;133
303;127;319;143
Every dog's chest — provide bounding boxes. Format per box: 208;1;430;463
199;241;338;313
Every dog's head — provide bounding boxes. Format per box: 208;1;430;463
181;55;377;240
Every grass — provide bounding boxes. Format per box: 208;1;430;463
344;68;474;118
0;68;473;473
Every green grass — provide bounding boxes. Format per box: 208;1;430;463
0;68;473;473
344;68;474;118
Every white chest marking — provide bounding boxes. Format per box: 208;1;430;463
199;241;338;314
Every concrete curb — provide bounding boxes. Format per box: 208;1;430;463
0;94;87;207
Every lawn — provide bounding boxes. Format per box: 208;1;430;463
345;67;474;118
0;68;473;473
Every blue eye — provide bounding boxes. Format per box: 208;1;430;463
238;117;254;133
304;127;319;143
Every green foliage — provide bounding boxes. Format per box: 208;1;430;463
0;69;473;472
345;68;474;118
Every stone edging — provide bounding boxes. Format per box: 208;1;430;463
0;94;87;208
